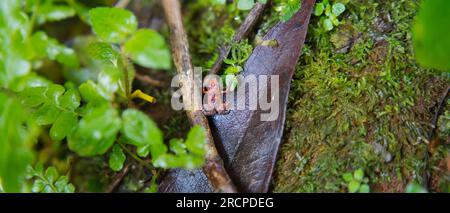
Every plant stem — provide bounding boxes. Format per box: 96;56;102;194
117;141;153;171
120;46;132;102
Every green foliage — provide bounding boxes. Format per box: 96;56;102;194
19;84;80;139
109;145;126;172
89;7;137;44
279;0;301;22
27;165;75;193
314;0;346;32
413;0;450;72
342;169;370;193
0;92;39;192
86;42;120;66
222;40;253;90
121;109;207;169
124;29;172;70
68;103;121;157
0;1;205;192
36;0;76;25
121;109;165;158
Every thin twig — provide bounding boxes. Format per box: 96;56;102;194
209;2;267;75
106;163;131;193
162;0;237;193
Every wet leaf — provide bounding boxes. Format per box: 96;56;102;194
124;29;171;70
121;109;166;158
68;103;121;156
88;7;137;43
109;144;126;172
331;3;345;16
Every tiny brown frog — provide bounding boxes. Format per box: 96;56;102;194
202;77;230;115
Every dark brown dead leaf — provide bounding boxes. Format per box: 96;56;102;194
159;0;316;192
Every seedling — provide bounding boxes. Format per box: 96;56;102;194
314;0;346;31
342;168;370;193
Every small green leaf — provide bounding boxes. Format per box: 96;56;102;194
54;176;69;192
60;88;81;110
314;3;325;16
281;0;301;22
121;109;167;159
68;103;121;156
50;111;77;141
44;167;58;184
169;139;187;155
353;169;364;181
348;180;360;193
322;18;334;31
89;7;137;43
124;29;171;70
109;145;126;172
237;0;255;10
342;172;353;182
38;4;76;24
87;42;120;66
32;179;45;193
331;3;346;16
359;184;370;193
64;184;75;193
30;31;79;68
185;125;206;156
78;80;109;103
153;153;203;169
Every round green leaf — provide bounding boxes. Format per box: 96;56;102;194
237;0;255;10
50;111;77;142
68;103;121;156
314;3;325;16
88;7;137;43
124;29;171;70
109;145;126;172
322;18;334;31
348;180;360;193
121;109;164;147
353;169;364;181
332;3;346;16
185;125;206;156
342;172;353;182
359;184;370;193
60;88;81;111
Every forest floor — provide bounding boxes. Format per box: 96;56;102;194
66;0;449;192
271;0;449;192
179;0;450;192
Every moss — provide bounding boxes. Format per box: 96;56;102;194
273;0;449;192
